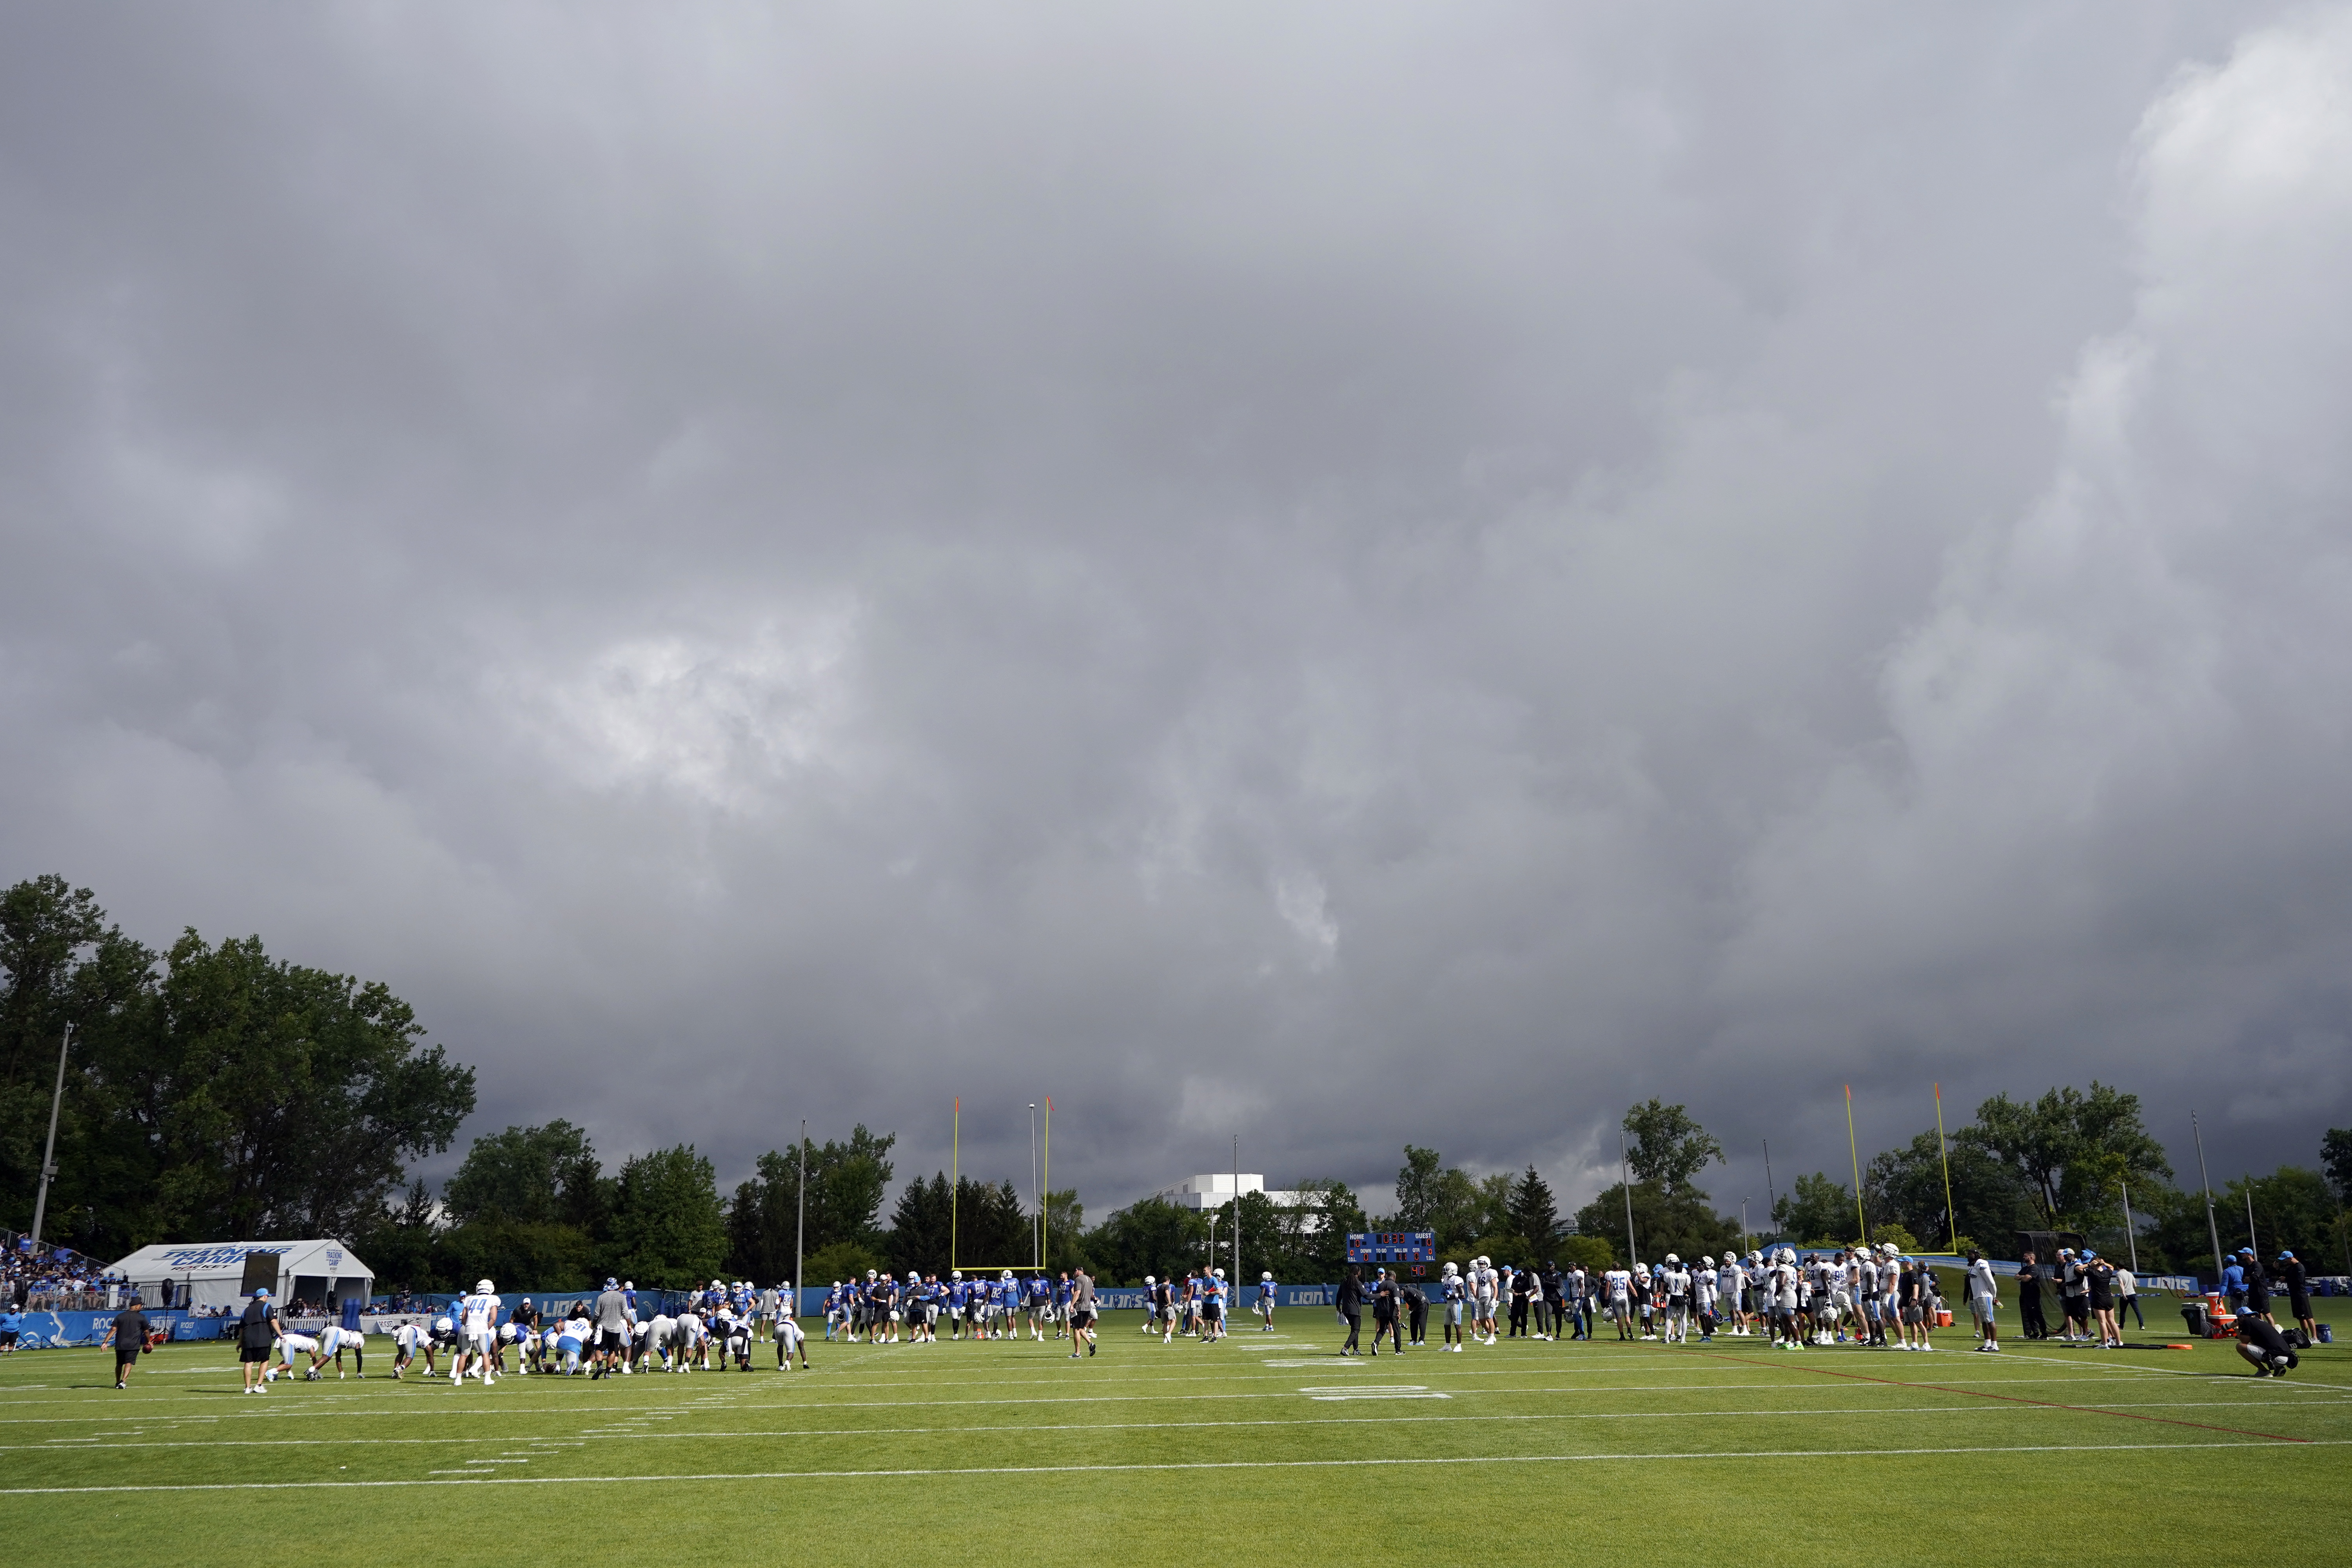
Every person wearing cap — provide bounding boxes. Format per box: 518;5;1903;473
2234;1309;2299;1378
2082;1250;2120;1348
2239;1248;2274;1328
2220;1251;2247;1319
2274;1251;2313;1345
1067;1267;1098;1357
110;1294;148;1389
238;1287;279;1393
590;1276;631;1377
2015;1250;2049;1340
1964;1249;2000;1352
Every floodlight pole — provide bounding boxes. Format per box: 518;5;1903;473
2244;1180;2258;1261
2118;1174;2138;1275
795;1118;806;1322
2192;1112;2224;1287
1763;1139;1777;1236
1232;1135;1241;1289
1030;1105;1040;1270
1933;1083;1960;1254
28;1023;71;1252
1844;1085;1867;1245
1619;1129;1637;1267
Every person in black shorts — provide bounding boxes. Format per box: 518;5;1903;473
239;1288;279;1394
2238;1249;2272;1328
111;1296;148;1389
2276;1251;2313;1345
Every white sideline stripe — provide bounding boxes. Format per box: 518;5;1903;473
1;1439;2340;1495
0;1397;2334;1453
0;1372;2246;1419
1985;1350;2352;1394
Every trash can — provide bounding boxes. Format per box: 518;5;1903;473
2319;1323;2334;1344
2180;1301;2209;1337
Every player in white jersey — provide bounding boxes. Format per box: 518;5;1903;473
1475;1258;1500;1345
391;1319;432;1379
1965;1249;2001;1351
448;1279;499;1389
1603;1267;1634;1340
1692;1256;1719;1341
266;1330;319;1382
1439;1263;1466;1351
316;1324;366;1378
1715;1257;1745;1336
1657;1256;1691;1343
775;1292;810;1370
1769;1249;1803;1348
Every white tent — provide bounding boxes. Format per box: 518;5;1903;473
106;1239;374;1314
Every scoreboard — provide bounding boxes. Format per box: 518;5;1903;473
1345;1231;1436;1273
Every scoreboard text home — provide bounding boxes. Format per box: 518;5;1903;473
1345;1231;1437;1274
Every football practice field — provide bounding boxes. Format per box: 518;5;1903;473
4;1315;2347;1562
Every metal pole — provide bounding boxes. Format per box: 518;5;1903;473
1233;1134;1241;1289
1741;1199;1749;1255
1042;1098;1051;1268
1619;1129;1637;1267
794;1118;806;1323
2191;1112;2224;1287
29;1024;71;1250
1844;1085;1867;1245
1933;1083;1960;1254
1763;1139;1777;1236
1029;1105;1040;1270
2244;1180;2259;1260
2118;1174;2138;1275
951;1098;960;1274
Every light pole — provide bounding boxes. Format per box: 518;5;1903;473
1232;1134;1241;1289
1207;1209;1219;1274
29;1023;71;1252
2192;1112;2224;1288
1030;1105;1041;1270
1619;1129;1637;1267
794;1118;806;1324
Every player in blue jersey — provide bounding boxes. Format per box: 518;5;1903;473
1198;1268;1225;1343
1055;1272;1074;1338
1256;1272;1278;1331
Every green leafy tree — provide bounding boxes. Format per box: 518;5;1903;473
726;1126;897;1279
605;1144;728;1287
1622;1100;1724;1196
805;1239;884;1284
1577;1180;1739;1265
441;1121;601;1227
1556;1234;1616;1273
2321;1128;2352;1203
1864;1127;2037;1250
1041;1187;1089;1276
1383;1145;1489;1253
1958;1083;2171;1228
1773;1171;1860;1244
1082;1194;1202;1285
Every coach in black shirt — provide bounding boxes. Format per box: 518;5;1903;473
111;1297;147;1390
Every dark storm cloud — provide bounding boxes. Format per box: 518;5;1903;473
4;2;2348;1217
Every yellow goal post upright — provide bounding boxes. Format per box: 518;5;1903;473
950;1095;1051;1276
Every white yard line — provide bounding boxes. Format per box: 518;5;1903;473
2;1438;2342;1496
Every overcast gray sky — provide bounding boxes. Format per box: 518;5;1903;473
5;2;2350;1220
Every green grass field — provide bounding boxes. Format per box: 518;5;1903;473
4;1314;2347;1563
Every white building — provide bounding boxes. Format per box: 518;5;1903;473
1152;1174;1312;1211
106;1239;374;1314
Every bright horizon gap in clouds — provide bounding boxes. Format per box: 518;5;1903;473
4;2;2351;1220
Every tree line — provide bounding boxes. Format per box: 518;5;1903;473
11;875;2348;1289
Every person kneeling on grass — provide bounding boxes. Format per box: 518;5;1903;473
2236;1313;2298;1378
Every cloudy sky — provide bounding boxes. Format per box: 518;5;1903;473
5;2;2350;1220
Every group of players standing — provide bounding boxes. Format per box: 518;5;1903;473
1332;1245;1985;1356
822;1268;1104;1356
